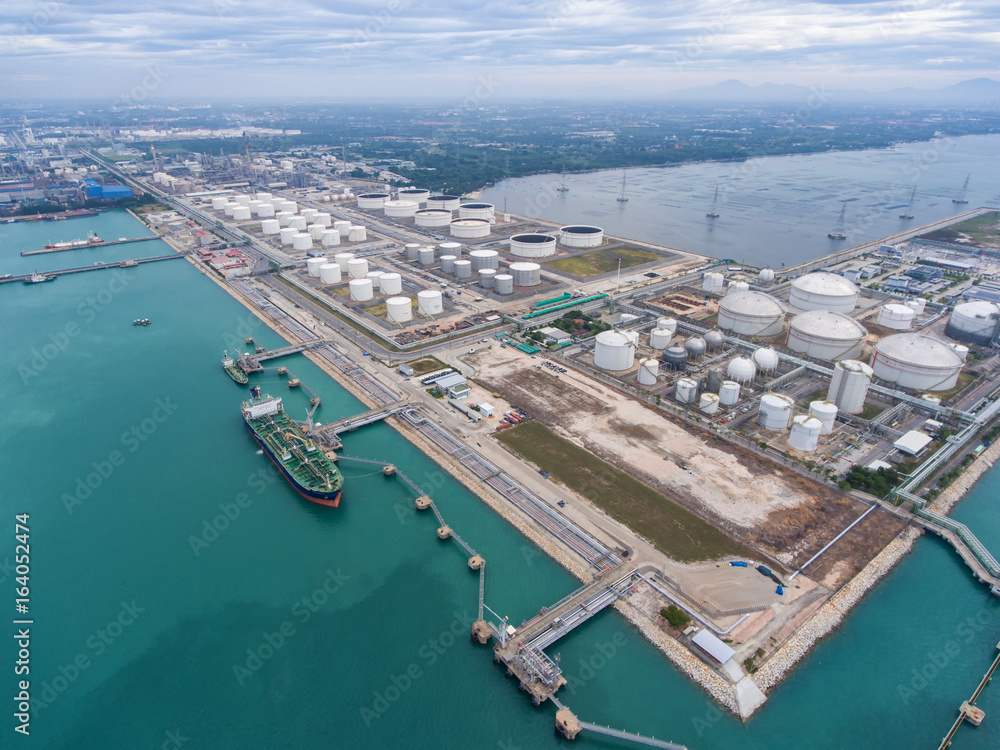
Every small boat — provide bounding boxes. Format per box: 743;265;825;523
900;186;916;219
223;350;249;385
557;171;569;192
706;185;720;218
24;270;55;284
828;204;847;240
952;174;970;204
132;318;151;327
616;171;629;202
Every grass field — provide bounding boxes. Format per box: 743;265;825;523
544;247;664;277
407;356;448;375
496;420;752;562
921;211;1000;248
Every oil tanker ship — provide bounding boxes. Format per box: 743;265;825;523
242;387;343;508
222;350;248;385
44;230;104;250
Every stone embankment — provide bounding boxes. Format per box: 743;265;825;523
930;440;1000;515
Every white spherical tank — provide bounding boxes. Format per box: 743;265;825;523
321;230;341;247
349;279;374;301
261;219;281;235
348;226;367;242
509;262;541;287
458;202;495;220
292;233;313;251
828;360;873;414
418;247;435;266
509;233;558;258
789;272;859;312
347;258;369;279
495;274;514;295
356;193;389;209
378;273;402;295
318;263;342;284
657;318;678;336
440;255;457;273
559;225;604;248
470;249;500;271
789;415;822;452
414;209;453;228
808;400;838;435
232;206;252;221
427;195;461;211
752;347;780;373
417;290;443;315
872;333;963;391
759;268;776;283
702;273;725;294
211;196;228;211
397;188;429;205
906;297;927;315
699;393;721;415
450;219;491;238
276;211;294;227
306;256;327;277
726;281;750;296
649;328;672;350
719;380;741;406
675;377;698;404
684;336;707;358
279;227;297;246
717;291;785;336
757;393;795;430
594;330;639;371
727;357;757;383
385;296;412;323
334;252;355;272
877;303;915;331
383;200;419;219
478;268;497;288
638;358;659;385
946;300;1000;346
786;310;866;360
704;330;725;351
454;260;472;279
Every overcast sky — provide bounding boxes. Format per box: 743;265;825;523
1;0;997;101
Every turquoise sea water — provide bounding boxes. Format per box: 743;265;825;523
1;209;998;748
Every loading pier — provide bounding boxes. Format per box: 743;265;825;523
938;642;1000;748
21;235;160;256
1;253;187;285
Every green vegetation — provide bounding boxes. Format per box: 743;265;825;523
921;212;1000;248
933;370;978;402
544;247;664;277
496;420;752;562
858;403;885;420
660;605;691;628
839;465;901;497
407;356;449;375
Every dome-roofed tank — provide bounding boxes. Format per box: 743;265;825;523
649;328;672;350
808;400;838;435
594;330;639;371
717;291;785;337
872;333;964;391
946;300;1000;346
663;346;688;370
638;358;659;385
726;281;750;296
675;377;698;404
702;273;725;294
788;415;822;452
752;347;780;372
786;310;866;360
386;296;412;323
719;380;741;406
789;272;859;313
727;357;757;383
706;367;725;393
684;336;707;358
757;393;795;430
699;393;720;415
657;318;678;336
828;360;873;414
759;268;776;283
704;330;725;351
877;303;915;331
417;290;444;315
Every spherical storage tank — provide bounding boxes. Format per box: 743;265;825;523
675;378;698;404
440;255;457;273
386;297;412;323
638;359;659;386
717;291;785;337
727;357;757;383
418;247;435;266
719;381;741;406
828;360;873;414
877;303;915;331
509;262;541;287
663;346;688;370
454;260;472;279
704;330;725;351
494;274;514;295
759;268;776;283
702;273;725;294
788;415;822;452
757;393;795;430
417;290;443;315
684;337;707;358
594;330;639;371
349;279;373;301
279;227;297;246
415;209;453;228
786;310;866;360
378;273;402;295
357;193;389;209
649;328;672;350
450;219;491;239
789;272;859;313
699;393;720;415
318;263;342;284
397;188;429;205
426;195;461;211
478;269;496;289
347;258;369;279
306;256;327;277
383;200;418;219
559;225;604;248
946;300;1000;346
752;347;780;373
469;249;499;271
809;400;838;435
261;219;280;235
872;333;964;391
457;202;494;221
509;234;558;258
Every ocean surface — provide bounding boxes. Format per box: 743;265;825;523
482;134;1000;269
0;203;998;749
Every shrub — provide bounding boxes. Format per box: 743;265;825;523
660;605;691;628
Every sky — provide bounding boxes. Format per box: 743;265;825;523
1;0;997;101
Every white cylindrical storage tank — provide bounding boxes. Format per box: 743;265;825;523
789;415;822;452
378;273;402;295
594;330;638;371
559;225;604;248
657;318;678;336
699;393;721;415
261;219;281;235
759;268;776;283
752;347;780;373
301;208;318;222
356;193;389;209
440;255;457;273
235;195;252;206
786;310;867;361
321;229;341;247
276;211;294;226
809;401;839;435
278;200;297;214
872;333;963;391
478;268;497;289
348;226;367;242
510;262;541;287
383;200;419;218
397;188;430;205
347;258;369;279
717;291;785;336
427;194;461;211
306;256;327;277
279;227;297;245
366;271;384;289
404;243;421;260
726;281;750;296
454;260;472;279
418;247;436;266
386;296;412;323
315;212;332;227
255;192;272;203
922;394;942;406
906;297;927;315
334;252;355;272
638;358;659;386
268;196;284;208
349;279;374;301
308;223;326;240
495;274;514;295
223;202;239;216
675;377;698;404
877;303;915;331
789;272;859;312
509;233;558;258
757;393;795;430
951;343;970;360
828;360;873;414
293;232;313;251
438;241;462;256
232;205;252;221
946;300;1000;346
458;202;495;220
719;381;741;406
256;203;275;218
335;220;352;238
649;328;672;350
727;357;757;383
450;219;491;238
318;263;342;284
211;196;228;211
414;209;453;228
289;216;307;230
417;290;443;315
702;273;725;294
470;249;500;271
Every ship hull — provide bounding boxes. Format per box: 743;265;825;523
246;423;341;508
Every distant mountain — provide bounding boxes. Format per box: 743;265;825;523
671;78;1000;105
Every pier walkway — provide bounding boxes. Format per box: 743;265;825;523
241;339;327;368
315;401;408;438
21;235;159;256
2;253;186;285
938;642;1000;749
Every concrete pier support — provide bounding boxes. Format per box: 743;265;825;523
471;620;492;645
437;525;452;540
415;495;432;510
382;464;396;476
468;554;484;570
555;708;581;740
